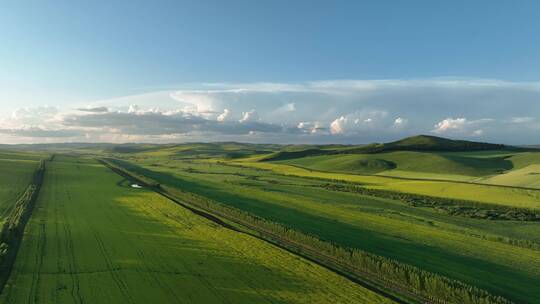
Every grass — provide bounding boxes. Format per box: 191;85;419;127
0;157;41;226
112;155;540;303
0;156;393;304
277;151;512;177
234;160;540;209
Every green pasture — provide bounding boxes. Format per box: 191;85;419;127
0;156;391;304
114;156;540;303
233;160;540;209
0;158;41;225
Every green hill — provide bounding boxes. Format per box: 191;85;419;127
346;135;508;153
262;135;513;162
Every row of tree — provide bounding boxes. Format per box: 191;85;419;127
0;160;45;292
323;183;540;221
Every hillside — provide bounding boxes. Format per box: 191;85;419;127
262;135;513;162
346;135;508;153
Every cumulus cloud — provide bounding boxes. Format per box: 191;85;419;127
2;78;540;143
330;116;347;134
433;118;468;133
61;108;281;136
239;110;259;123
432;117;493;137
216;109;230;122
393;117;408;128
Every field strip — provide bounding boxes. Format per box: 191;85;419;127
228;161;540;208
0;161;45;294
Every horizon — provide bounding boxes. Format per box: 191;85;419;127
2;1;540;145
0;134;536;147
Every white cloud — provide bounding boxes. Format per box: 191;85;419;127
472;129;484;136
393;117;408;128
2;78;540;143
432;117;493;137
511;117;534;124
239;110;259;123
433;118;468;133
128;104;141;114
330;116;347;134
217;109;230;122
297;121;324;134
277;103;296;112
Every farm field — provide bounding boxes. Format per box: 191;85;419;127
0;156;393;304
0;153;43;226
109;147;540;303
234;160;540;209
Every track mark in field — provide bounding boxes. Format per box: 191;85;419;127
91;229;135;304
134;199;266;304
106;199;184;304
27;221;46;304
62;190;83;304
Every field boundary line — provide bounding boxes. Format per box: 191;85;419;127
0;159;47;294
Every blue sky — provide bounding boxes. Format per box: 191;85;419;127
1;1;540;144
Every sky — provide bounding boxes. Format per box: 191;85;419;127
1;0;540;144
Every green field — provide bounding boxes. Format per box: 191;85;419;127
110;152;540;303
0;156;392;304
2;136;540;303
0;155;42;226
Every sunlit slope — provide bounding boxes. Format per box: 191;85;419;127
0;157;392;304
111;142;280;159
236;161;540;209
278;151;512;177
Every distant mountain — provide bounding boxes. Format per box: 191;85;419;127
262;135;515;162
349;135;508;153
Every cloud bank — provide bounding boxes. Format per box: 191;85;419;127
1;78;540;144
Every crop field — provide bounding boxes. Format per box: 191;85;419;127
111;152;540;303
0;154;43;226
233;160;540;209
0;156;392;304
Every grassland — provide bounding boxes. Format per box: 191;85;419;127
0;152;44;226
109;151;540;303
0;156;393;304
232;160;540;209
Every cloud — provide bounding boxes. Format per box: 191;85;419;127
2;78;540;144
239;110;259;123
472;129;484;136
433;118;468;133
0;127;84;138
62;108;282;136
393;117;408;128
432;117;493;136
275;103;296;113
216;109;230;122
76;106;109;113
511;117;535;124
330;116;346;134
297;121;324;134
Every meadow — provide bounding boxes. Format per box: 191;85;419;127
0;153;43;226
108;140;540;303
0;155;392;304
